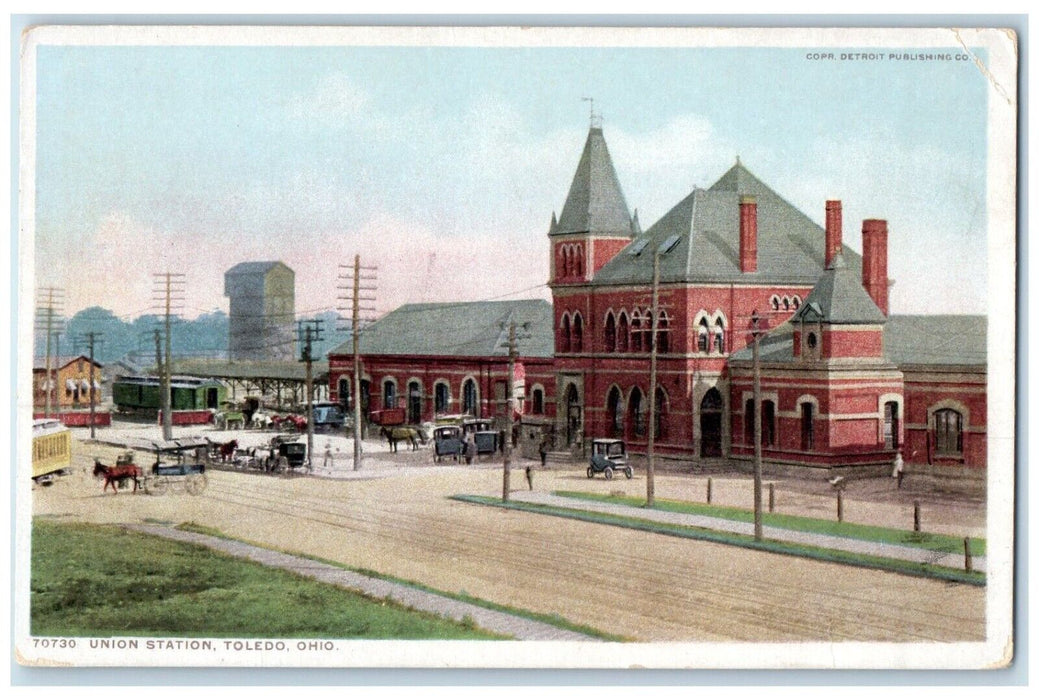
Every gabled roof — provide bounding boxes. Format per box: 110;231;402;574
329;299;554;359
592;161;863;286
225;261;294;277
729;315;986;367
33;355;102;371
790;253;886;325
550;127;636;239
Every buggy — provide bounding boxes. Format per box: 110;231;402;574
588;438;633;480
144;438;209;495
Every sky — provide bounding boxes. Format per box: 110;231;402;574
29;33;994;321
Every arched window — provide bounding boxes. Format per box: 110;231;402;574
782;296;791;310
744;398;755;445
462;379;479;416
762;400;776;447
631;310;643;352
604;312;616;352
382;379;397;410
407;380;422;424
574;245;584;277
557;247;567;278
713;319;725;354
770;295;780;311
434;382;450;415
697;318;710;353
800;401;815;451
657;311;670;353
792;296;801;310
617;312;629;352
572;313;584;353
531;387;544;415
628;387;646;437
607;386;623;438
654;387;667;440
564;246;573;277
884;401;900;449
934;408;963;455
560;313;572;353
643;310;654;351
338;377;352;411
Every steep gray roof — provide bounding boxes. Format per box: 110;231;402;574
551;127;636;239
729;315;986;367
593;162;863;286
790;253;886;325
883;315;986;367
330;299;554;359
225;261;293;277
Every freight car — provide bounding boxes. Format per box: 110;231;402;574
112;375;226;422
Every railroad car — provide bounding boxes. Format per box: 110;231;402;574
32;418;72;484
112;375;226;414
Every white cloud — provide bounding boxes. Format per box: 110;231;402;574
288;72;370;127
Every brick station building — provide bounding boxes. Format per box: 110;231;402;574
327;300;555;427
330;124;986;481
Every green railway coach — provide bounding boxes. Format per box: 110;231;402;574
112;375;226;414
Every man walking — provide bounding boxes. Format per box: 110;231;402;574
892;451;905;489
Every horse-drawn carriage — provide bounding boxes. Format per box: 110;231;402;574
93;439;209;495
266;436;308;472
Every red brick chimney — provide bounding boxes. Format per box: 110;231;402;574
825;200;842;269
861;219;889;315
739;195;758;273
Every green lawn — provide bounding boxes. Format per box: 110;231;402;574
451;495;985;586
31;520;505;639
555;490;986;556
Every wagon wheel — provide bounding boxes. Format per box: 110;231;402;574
625;467;633;479
586;466;594;479
185;473;208;495
604;466;614;480
146;476;169;496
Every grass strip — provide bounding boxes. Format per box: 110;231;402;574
555;490;986;556
32;520;506;640
175;521;622;641
452;495;985;587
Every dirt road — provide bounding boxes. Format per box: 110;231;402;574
32;442;986;643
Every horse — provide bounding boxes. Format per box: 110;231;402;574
218;439;238;462
381;426;420;453
92;458;141;494
251;411;273;430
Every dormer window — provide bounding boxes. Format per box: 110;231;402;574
807;332;818;349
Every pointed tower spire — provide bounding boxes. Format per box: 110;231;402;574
552;126;634;238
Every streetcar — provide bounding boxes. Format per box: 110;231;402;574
32;418;72;485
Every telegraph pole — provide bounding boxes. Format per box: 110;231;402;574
298;319;323;472
79;332;102;440
503;321;517;502
338;256;377;471
153;272;185;441
750;310;765;541
36;287;64;418
645;252;661;507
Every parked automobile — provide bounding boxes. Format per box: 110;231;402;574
588;438;633;480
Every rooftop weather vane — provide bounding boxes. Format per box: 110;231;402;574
581;97;603;128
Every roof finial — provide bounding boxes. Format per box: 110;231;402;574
581;97;602;128
736;154;741;165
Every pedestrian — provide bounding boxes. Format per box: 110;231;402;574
525;463;534;490
538;435;548;467
892;451;905;489
323;441;333;467
465;433;476;465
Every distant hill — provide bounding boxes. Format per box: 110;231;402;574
32;307;349;367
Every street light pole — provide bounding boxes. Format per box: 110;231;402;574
751;310;764;541
646;251;661;508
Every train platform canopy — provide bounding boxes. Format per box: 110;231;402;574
329;299;554;359
168;359;329;382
